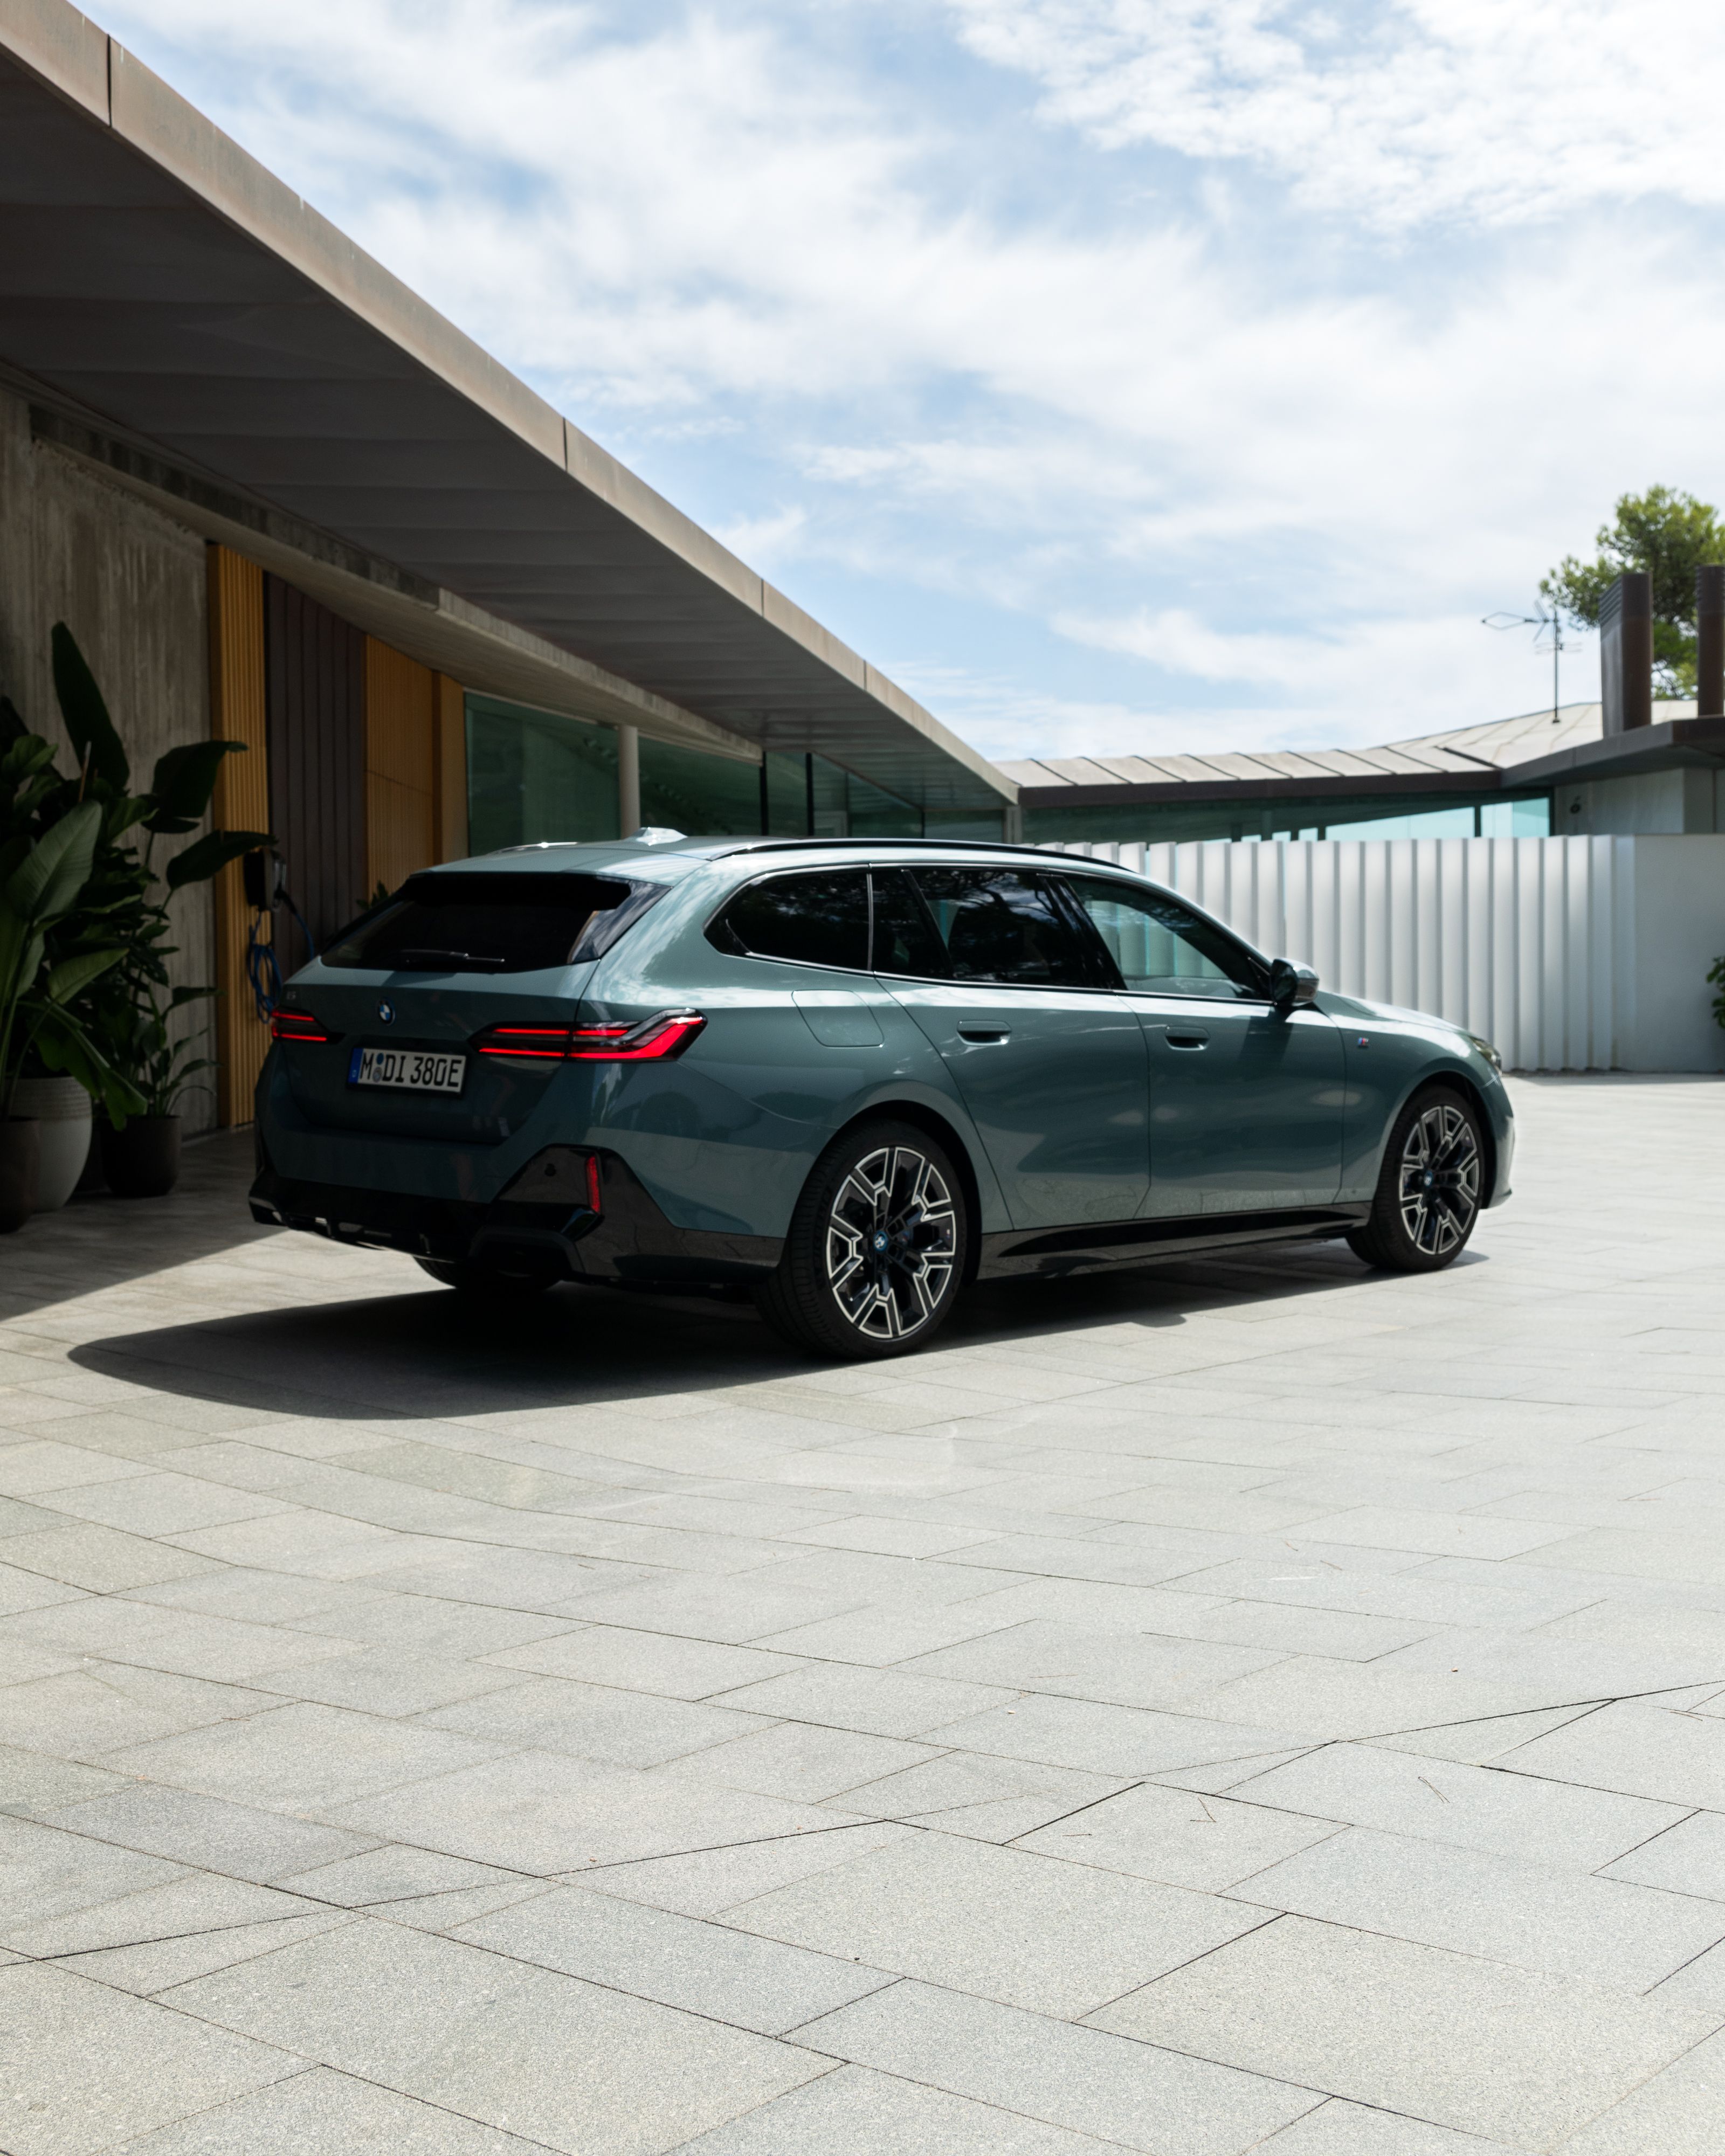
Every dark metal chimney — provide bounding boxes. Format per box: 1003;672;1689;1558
1696;565;1725;718
1599;572;1652;734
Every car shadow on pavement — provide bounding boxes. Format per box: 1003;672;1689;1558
63;1233;1467;1424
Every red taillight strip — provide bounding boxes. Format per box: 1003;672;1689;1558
271;1010;331;1044
473;1025;573;1061
567;1011;706;1060
474;1010;705;1063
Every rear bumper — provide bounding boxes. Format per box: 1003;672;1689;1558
250;1143;782;1288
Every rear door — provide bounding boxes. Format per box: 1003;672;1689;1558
873;865;1149;1229
1058;874;1344;1217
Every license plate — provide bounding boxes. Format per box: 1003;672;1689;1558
349;1046;467;1095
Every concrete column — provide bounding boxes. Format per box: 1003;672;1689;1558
1600;573;1653;734
1698;566;1724;718
616;723;640;835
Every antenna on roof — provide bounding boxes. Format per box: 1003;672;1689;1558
1482;606;1568;725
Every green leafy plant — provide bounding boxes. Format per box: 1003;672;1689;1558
0;744;129;1114
100;986;217;1117
1543;487;1725;699
0;625;272;1125
1709;955;1725;1031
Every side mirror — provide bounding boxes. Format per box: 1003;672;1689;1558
1270;958;1319;1012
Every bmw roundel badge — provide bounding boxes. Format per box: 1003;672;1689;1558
377;1000;395;1024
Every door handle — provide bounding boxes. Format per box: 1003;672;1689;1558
957;1026;1010;1044
1164;1031;1209;1049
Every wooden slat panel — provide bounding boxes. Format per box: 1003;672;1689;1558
206;544;269;1127
266;576;366;968
365;638;436;893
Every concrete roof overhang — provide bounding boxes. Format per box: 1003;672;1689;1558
0;0;1014;813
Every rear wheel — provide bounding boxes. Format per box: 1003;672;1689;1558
757;1120;968;1359
414;1257;555;1303
1347;1086;1485;1273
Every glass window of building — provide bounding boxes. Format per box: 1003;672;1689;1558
639;738;764;835
467;696;619;853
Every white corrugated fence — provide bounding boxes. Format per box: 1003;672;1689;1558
1040;835;1725;1074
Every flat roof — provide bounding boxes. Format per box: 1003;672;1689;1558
0;0;1013;814
1001;701;1725;810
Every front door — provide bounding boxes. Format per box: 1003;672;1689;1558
1058;873;1346;1218
872;866;1150;1229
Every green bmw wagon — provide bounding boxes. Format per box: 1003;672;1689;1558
251;836;1514;1358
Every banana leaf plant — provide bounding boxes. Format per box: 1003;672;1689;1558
0;625;273;1125
0;748;135;1120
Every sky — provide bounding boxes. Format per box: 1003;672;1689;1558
97;0;1725;765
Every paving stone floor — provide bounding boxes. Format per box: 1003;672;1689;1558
3;1074;1725;2152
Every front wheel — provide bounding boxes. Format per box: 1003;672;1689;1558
756;1121;968;1358
1347;1086;1485;1273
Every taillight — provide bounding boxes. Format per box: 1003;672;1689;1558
473;1009;705;1063
271;1009;331;1044
470;1025;570;1061
570;1010;706;1060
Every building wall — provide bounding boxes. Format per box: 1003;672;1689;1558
365;639;437;896
0;386;218;1130
207;548;271;1127
1557;769;1721;836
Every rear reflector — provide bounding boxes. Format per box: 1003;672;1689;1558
474;1009;706;1063
271;1009;332;1044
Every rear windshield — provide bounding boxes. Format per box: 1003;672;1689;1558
322;873;647;974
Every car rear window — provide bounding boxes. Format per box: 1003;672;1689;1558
710;872;870;970
322;873;648;973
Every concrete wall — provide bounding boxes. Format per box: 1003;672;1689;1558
1558;768;1722;836
0;384;217;1131
1625;838;1725;1073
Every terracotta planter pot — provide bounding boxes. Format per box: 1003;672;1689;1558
6;1077;92;1211
0;1118;41;1232
101;1115;181;1200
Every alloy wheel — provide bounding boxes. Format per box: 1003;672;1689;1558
1397;1101;1481;1257
824;1144;957;1341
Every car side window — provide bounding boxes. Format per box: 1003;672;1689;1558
711;870;870;971
1060;875;1267;1000
903;867;1098;987
866;868;949;977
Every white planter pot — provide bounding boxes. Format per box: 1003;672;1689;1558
6;1077;92;1212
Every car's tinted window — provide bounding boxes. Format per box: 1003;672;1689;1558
906;868;1095;986
1061;875;1265;999
870;868;949;977
323;873;636;973
713;871;870;970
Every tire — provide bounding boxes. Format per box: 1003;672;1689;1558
1347;1085;1486;1273
756;1120;968;1358
414;1256;555;1303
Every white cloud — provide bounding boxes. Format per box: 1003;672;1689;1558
92;0;1725;768
944;0;1725;232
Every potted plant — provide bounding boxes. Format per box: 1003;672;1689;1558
97;986;216;1197
12;627;270;1198
0;740;131;1230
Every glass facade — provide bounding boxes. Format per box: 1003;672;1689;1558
466;695;619;853
465;697;970;851
638;737;763;836
761;751;945;840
